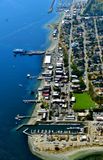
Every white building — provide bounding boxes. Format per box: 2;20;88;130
44;55;51;64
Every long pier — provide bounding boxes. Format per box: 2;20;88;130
13;50;45;56
48;0;56;13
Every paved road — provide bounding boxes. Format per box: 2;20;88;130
82;23;89;91
94;18;103;74
67;0;74;110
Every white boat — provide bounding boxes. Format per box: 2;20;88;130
27;74;31;78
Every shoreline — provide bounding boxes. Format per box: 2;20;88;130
43;11;60;52
46;12;66;53
28;136;103;160
27;24;58;126
27;8;65;125
27;1;71;160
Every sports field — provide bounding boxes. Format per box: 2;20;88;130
73;92;96;110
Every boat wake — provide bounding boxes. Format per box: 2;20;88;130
0;14;47;41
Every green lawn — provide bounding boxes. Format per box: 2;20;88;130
73;92;96;110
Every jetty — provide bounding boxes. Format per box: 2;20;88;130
16;124;25;131
48;0;56;13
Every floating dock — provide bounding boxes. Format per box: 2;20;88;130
15;114;36;120
23;128;32;136
16;122;84;135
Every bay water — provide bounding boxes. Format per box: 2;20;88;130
0;0;58;159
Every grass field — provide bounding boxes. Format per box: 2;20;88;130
73;92;96;110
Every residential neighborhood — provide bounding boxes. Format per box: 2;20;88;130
15;0;103;159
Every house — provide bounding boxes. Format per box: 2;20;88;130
52;92;60;99
71;97;76;102
80;135;87;141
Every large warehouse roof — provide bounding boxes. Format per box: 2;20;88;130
44;55;51;64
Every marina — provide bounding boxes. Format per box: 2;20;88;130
16;123;84;135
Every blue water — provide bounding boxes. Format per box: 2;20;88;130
0;0;60;159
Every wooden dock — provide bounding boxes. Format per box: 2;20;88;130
23;99;40;104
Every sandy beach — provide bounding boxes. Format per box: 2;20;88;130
28;135;103;160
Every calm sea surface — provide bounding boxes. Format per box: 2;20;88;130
0;0;59;159
0;0;101;160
